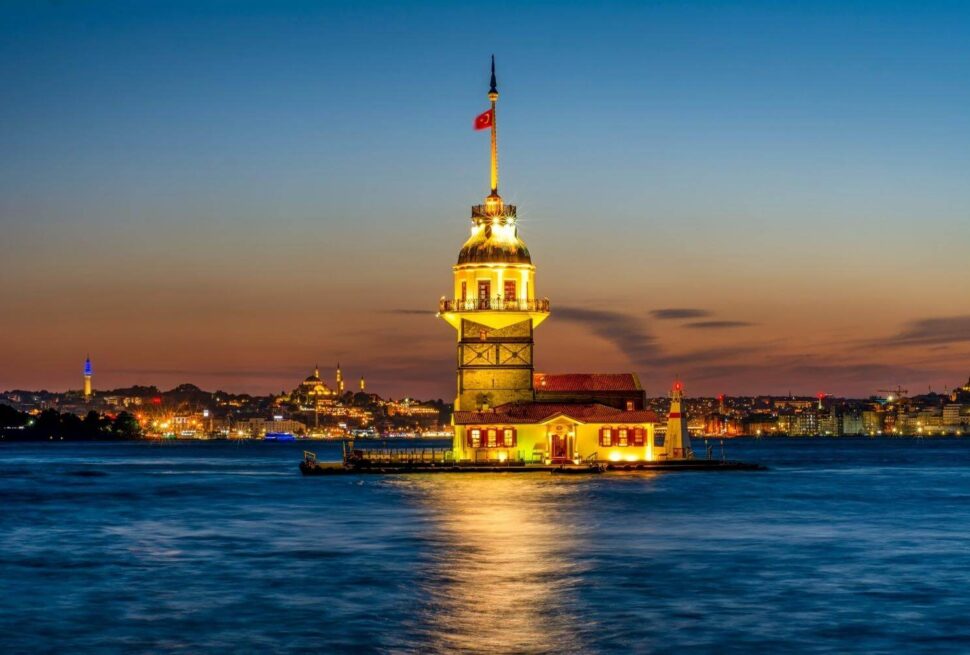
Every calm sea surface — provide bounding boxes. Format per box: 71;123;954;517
3;438;970;654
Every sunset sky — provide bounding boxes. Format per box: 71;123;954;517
2;1;969;399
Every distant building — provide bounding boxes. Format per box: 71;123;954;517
842;412;865;436
943;404;963;427
232;418;306;439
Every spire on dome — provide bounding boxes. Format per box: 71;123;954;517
487;55;500;200
489;54;497;96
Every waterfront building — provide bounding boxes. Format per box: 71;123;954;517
943;403;963;428
818;411;841;436
743;415;780;436
232;418;306;439
439;59;667;464
786;410;819;436
842;411;865;436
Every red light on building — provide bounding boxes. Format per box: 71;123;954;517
152;397;162;405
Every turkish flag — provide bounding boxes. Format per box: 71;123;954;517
474;108;494;130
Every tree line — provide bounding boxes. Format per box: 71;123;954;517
0;405;142;441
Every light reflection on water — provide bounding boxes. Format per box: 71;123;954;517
402;476;593;654
4;439;970;653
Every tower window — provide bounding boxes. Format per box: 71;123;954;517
461;281;467;303
504;280;516;302
478;281;490;309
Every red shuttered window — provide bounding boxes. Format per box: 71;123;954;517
502;428;517;447
618;428;629;447
468;428;481;448
599;427;613;447
601;426;646;447
467;426;517;448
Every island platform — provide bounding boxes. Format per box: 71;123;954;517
298;446;766;476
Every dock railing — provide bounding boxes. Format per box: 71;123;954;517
344;443;456;466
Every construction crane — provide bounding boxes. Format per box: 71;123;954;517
876;386;909;403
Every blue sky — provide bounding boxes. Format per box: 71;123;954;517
1;1;969;397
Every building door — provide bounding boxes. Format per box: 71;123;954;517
478;280;490;309
550;434;570;462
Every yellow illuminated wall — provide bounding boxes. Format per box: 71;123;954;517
453;420;657;463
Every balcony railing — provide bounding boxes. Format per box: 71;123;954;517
471;204;517;219
439;297;550;313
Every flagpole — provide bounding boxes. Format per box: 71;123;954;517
488;55;499;196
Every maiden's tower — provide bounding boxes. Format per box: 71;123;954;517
438;59;686;465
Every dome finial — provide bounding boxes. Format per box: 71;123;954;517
487;56;500;199
489;54;497;96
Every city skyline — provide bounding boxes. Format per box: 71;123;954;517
2;1;969;398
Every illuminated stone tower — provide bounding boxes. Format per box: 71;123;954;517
83;355;93;400
438;57;550;413
336;363;345;394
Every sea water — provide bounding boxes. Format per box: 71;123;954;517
2;438;970;654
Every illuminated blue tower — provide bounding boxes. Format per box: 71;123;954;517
83;356;93;399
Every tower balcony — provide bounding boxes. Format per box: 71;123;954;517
471;203;517;220
439;297;550;313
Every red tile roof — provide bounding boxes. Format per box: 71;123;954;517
454;402;659;425
533;373;641;392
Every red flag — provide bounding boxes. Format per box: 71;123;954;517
474;108;494;130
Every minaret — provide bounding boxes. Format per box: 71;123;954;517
438;58;551;459
83;355;93;400
336;363;344;394
359;376;366;392
666;381;692;459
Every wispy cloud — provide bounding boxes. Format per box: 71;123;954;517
650;308;711;320
684;320;754;329
384;309;434;315
555;306;664;365
873;316;970;348
555;306;759;369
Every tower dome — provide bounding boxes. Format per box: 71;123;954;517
457;214;532;265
